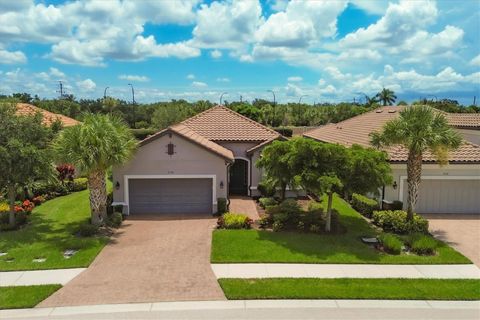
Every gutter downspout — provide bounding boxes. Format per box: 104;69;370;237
248;153;253;197
226;161;231;211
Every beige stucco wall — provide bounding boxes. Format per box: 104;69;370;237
383;163;480;209
456;129;480;145
113;133;229;213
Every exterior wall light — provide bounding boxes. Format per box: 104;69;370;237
115;181;120;190
220;181;224;189
392;181;397;190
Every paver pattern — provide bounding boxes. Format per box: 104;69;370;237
38;216;225;307
228;196;260;220
425;214;480;266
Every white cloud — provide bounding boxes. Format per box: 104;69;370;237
49;67;65;79
287;76;302;82
469;54;480;66
285;83;303;96
119;74;150;82
0;49;27;64
216;77;230;82
76;78;96;92
350;0;389;15
186;74;195;80
318;79;326;86
192;81;207;87
210;49;222;58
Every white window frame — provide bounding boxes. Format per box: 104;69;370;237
124;174;217;215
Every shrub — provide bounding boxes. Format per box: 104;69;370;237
0;212;9;224
15;211;27;226
392;200;403;210
296;221;305;231
309;224;321;233
407;233;437;255
217;198;227;214
267;199;302;227
259;197;277;209
0;211;28;230
273;126;293;137
351;193;379;217
106;212;123;228
272;221;284;232
217;213;252;229
372;210;429;234
379;233;403;255
106;191;114;214
0;202;9;212
32;195;46;206
258;214;270;229
257;181;276;197
78;223;98;237
73;178;88;192
21;200;34;214
131;128;157;140
307;201;323;213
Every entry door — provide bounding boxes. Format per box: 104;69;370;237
229;159;248;195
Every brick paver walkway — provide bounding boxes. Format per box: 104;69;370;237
228;196;260;220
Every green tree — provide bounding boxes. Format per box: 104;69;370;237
370;106;462;220
364;95;379;108
256;139;296;200
0;103;53;227
54;114;137;225
376;88;397;106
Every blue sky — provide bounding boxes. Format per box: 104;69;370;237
0;0;479;105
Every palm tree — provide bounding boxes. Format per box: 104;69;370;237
376;88;397;106
370;106;462;220
54;114;137;225
364;95;379;108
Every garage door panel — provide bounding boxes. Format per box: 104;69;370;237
403;179;480;214
129;178;212;215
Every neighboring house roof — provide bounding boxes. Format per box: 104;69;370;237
140;123;234;162
181;105;280;141
444;112;480;129
16;103;79;127
304;106;480;164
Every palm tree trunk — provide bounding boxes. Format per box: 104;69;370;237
8;185;16;227
325;191;333;232
87;170;107;225
280;182;287;201
406;150;422;221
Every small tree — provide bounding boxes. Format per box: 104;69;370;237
376;88;397;106
0;103;53;227
256;139;296;200
54;114;137;225
371;105;462;220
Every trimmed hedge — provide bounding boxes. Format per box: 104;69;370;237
379;233;402;255
131;128;157;140
273;127;293;137
351;193;379;217
406;233;437;255
72;178;88;192
372;210;429;234
217;198;227;214
259;197;277;209
217;213;252;229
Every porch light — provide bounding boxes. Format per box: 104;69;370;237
392;181;397;190
115;181;120;190
220;181;224;189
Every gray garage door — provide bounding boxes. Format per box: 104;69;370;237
128;178;212;215
403;179;480;214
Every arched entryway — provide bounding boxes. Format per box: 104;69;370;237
229;158;249;195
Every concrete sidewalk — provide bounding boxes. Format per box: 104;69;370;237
211;263;480;279
0;268;85;286
1;300;479;319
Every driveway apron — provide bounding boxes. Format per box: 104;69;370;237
39;216;225;307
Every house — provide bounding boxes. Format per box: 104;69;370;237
112;106;282;215
16;103;79;127
304;106;480;214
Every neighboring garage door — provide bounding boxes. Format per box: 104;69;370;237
403;179;480;214
128;178;212;215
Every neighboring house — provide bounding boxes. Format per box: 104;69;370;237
16;103;79;127
113;106;282;215
305;106;480;214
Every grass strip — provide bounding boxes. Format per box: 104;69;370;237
0;285;61;309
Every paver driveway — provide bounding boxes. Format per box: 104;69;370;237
424;214;480;266
39;216;225;307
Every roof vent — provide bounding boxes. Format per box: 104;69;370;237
375;110;383;113
388;110;397;113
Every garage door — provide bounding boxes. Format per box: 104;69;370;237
403;179;480;214
128;178;212;215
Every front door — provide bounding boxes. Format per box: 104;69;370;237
229;159;248;195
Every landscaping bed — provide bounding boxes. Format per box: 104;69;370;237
0;285;62;309
0;189;108;271
218;278;480;300
211;195;470;264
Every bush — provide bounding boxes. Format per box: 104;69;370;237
106;191;114;214
258;214;270;229
307;201;323;213
217;213;252;229
257;181;276;197
106;212;123;228
351;193;378;217
0;202;9;212
131;128;157;140
273;127;293;137
272;221;284;232
32;195;46;206
78;223;99;237
259;197;277;209
379;233;403;255
392;200;403;210
217;198;227;214
267;199;302;227
372;210;429;234
0;211;28;230
407;233;437;255
73;178;88;192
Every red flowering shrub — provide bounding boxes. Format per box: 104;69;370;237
22;200;35;213
14;206;24;213
57;164;75;183
32;196;46;206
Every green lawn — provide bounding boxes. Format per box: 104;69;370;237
219;278;480;300
0;285;62;309
211;196;470;264
0;190;108;271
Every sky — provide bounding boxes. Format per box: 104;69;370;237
0;0;479;105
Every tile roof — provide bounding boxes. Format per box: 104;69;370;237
139;123;234;161
444;112;480;129
16;103;79;127
181;106;280;141
304;106;480;164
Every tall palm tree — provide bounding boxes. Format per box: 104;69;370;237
376;88;397;106
364;95;379;108
54;114;137;225
370;106;462;220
